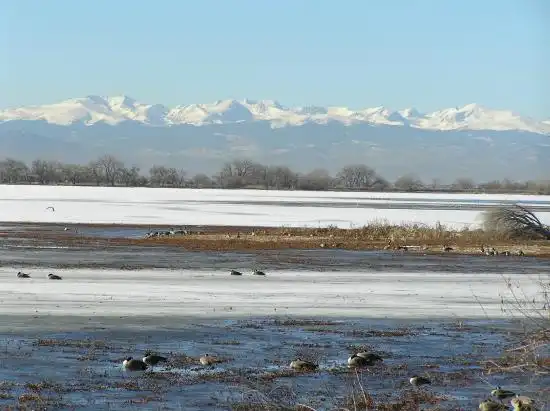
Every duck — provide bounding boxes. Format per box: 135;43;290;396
491;386;516;401
347;352;383;367
409;375;431;387
289;358;318;371
142;353;168;368
122;357;148;371
479;398;507;410
443;246;454;252
199;353;222;366
230;270;243;276
17;271;31;278
48;273;63;280
252;269;266;276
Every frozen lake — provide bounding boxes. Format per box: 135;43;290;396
1;185;550;228
1;267;547;321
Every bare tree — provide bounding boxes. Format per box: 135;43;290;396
191;173;213;188
88;161;105;186
31;159;62;185
371;175;391;191
266;166;297;190
297;168;333;191
0;158;29;184
232;159;255;177
451;178;476;191
96;155;124;186
217;159;261;188
337;164;377;190
62;164;91;185
119;166;141;187
394;174;424;192
175;169;187;187
483;204;550;240
149;166;184;187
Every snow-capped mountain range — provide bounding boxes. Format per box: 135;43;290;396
1;95;548;134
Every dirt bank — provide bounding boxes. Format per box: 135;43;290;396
2;223;549;258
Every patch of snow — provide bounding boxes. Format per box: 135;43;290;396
0;268;543;319
1;185;550;228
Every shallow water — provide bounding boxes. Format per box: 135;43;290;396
0;317;547;410
0;223;549;409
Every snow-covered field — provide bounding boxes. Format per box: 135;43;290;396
1;185;550;228
1;268;545;319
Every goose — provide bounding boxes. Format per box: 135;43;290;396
348;352;383;367
252;269;266;276
347;354;370;367
479;398;507;411
511;396;537;411
289;358;318;371
230;270;243;276
409;375;431;387
199;353;222;366
48;273;62;280
122;357;148;371
17;271;31;278
491;386;516;401
356;352;383;362
142;353;168;368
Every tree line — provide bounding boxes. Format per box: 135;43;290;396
0;155;548;194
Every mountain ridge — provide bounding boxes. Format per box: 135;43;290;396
1;95;548;134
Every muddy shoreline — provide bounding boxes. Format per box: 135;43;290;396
1;221;550;259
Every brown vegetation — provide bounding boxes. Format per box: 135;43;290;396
9;221;547;257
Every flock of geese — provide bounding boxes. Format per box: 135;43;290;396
386;243;526;256
120;350;537;410
17;271;62;280
123;352;223;372
480;387;538;411
230;269;266;276
15;269;268;279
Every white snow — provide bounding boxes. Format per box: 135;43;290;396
0;268;544;319
1;185;550;228
1;95;548;134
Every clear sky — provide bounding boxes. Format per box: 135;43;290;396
2;0;548;118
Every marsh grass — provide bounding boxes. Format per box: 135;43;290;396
34;338;110;349
481;274;550;376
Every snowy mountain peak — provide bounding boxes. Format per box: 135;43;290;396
0;96;548;134
107;95;137;108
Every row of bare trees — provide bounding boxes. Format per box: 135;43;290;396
0;156;549;194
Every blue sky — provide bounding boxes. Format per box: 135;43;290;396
2;0;548;118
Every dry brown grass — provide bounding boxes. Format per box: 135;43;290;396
34;338;110;349
480;273;549;386
7;221;550;256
